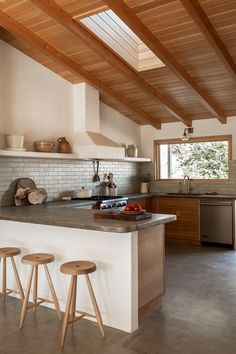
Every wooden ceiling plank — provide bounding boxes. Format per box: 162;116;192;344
132;0;178;16
103;0;227;124
0;10;161;130
31;0;192;126
180;0;236;82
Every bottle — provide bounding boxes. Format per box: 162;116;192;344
58;137;71;153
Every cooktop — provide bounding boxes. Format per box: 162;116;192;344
71;195;124;201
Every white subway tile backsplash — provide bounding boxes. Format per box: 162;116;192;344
0;157;141;206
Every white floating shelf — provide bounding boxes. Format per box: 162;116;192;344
0;150;152;162
0;150;78;159
123;157;152;162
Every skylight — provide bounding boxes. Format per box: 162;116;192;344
80;10;165;72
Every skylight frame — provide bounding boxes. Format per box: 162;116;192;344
80;10;165;72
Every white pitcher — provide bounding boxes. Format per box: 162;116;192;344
140;182;149;193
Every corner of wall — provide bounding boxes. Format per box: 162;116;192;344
100;102;141;152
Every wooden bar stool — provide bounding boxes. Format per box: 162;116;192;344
60;260;104;347
20;253;61;328
0;247;24;302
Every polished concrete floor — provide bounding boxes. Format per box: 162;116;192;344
1;243;236;354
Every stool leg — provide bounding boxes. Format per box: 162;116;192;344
10;256;24;301
85;274;105;337
70;275;77;324
20;265;34;329
33;265;38;312
2;257;7;303
61;275;76;347
44;264;61;320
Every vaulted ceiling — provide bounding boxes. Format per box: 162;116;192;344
0;0;236;129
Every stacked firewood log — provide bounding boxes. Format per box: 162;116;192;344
14;178;47;206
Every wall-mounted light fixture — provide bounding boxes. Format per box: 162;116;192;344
182;127;194;141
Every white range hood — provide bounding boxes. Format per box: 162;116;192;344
71;83;125;159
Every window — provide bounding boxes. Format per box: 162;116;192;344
154;135;232;180
81;10;165;72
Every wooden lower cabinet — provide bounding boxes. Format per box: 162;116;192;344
132;198;152;212
152;197;200;244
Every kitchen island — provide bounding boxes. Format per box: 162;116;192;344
0;204;176;333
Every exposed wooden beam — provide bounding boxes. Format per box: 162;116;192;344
103;0;227;124
180;0;236;82
72;4;108;20
31;0;192;126
0;10;161;130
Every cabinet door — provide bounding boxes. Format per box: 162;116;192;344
178;199;200;240
151;197;159;213
157;198;200;241
158;198;180;237
144;198;152;212
133;198;152;212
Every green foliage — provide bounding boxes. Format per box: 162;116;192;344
170;141;228;179
142;173;152;182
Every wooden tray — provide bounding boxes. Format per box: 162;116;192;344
94;211;152;221
120;210;145;215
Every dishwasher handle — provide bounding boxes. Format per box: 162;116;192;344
200;201;233;207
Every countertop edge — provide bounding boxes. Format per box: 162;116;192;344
0;208;176;233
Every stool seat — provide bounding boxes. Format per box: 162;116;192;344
20;252;61;328
22;253;54;265
0;247;24;302
0;247;21;258
60;261;96;275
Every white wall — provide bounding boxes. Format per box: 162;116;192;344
0;40;141;151
73;83;100;133
100;102;141;152
0;40;74;150
0;41;7;148
141;117;236;159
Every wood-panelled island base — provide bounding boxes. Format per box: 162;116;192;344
138;225;165;319
0;205;175;333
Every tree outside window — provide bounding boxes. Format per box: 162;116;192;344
155;135;231;180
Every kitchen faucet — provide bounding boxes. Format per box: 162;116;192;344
183;175;193;193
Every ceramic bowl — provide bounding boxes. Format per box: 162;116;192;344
34;141;55;152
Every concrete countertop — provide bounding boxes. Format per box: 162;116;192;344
124;193;153;199
0;204;176;233
1;192;235;233
128;193;236;200
120;192;236;200
47;192;236;210
152;193;236;199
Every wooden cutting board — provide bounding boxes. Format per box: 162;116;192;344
94;211;152;221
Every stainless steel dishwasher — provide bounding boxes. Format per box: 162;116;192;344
200;200;233;245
